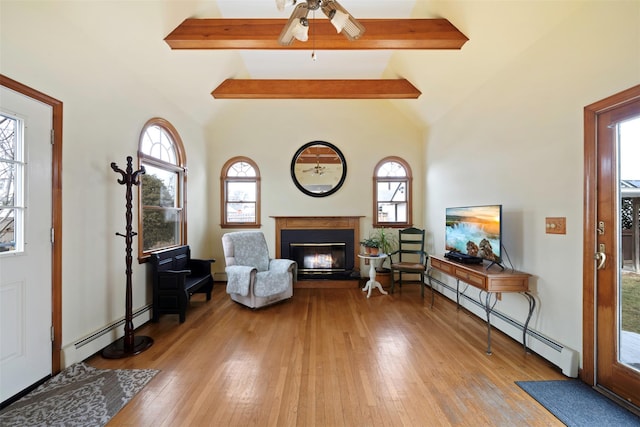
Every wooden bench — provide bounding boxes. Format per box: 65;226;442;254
150;245;215;323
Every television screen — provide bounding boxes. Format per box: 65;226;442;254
445;205;502;262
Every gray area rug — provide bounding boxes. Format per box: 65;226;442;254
0;362;158;427
516;380;640;426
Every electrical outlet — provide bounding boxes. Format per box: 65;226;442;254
546;217;566;234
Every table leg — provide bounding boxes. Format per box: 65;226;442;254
481;291;498;355
362;257;388;298
522;292;536;353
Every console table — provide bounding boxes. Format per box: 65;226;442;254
429;255;535;355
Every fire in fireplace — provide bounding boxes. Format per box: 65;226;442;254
281;228;356;280
290;243;346;274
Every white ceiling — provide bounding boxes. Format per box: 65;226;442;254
214;0;420;80
72;0;584;129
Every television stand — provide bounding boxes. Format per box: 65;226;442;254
429;255;534;355
485;260;505;271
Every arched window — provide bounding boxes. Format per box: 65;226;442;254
373;156;412;227
138;118;186;260
221;156;261;228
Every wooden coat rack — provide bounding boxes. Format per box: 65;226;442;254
102;156;154;358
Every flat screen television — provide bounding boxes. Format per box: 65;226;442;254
445;204;502;263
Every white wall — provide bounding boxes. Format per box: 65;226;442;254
0;1;213;365
205;100;424;274
424;1;640;364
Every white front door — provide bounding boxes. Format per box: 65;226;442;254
0;86;53;403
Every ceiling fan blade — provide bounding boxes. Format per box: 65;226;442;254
278;3;310;46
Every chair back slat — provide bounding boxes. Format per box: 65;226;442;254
397;227;425;263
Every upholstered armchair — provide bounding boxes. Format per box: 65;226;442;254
221;231;296;308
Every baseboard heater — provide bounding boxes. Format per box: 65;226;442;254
429;275;579;378
61;304;153;367
74;304;152;349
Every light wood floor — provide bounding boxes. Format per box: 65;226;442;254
87;283;566;426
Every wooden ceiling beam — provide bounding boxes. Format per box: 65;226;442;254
165;18;468;50
211;79;421;99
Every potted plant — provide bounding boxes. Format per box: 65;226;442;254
372;227;398;256
360;237;381;255
369;229;398;279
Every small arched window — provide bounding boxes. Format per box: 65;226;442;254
221;157;261;228
138;118;187;260
373;156;412;228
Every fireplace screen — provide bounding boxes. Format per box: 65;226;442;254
290;243;346;273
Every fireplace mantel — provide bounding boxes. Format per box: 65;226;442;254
272;216;363;282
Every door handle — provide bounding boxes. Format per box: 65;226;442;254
595;243;606;270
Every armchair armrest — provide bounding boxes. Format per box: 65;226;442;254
226;265;257;296
269;258;296;273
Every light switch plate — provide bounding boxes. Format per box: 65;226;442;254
546;217;566;234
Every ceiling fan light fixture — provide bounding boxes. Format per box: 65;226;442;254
292;18;310;42
338;17;365;40
329;9;349;33
320;0;365;40
278;0;364;45
278;3;310;46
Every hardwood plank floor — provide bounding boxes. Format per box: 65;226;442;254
87;284;565;426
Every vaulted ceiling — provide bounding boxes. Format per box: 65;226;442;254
70;0;584;128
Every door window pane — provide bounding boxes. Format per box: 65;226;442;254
0;114;23;254
619;116;640;371
0;208;16;252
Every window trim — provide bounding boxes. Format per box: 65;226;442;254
137;117;187;261
372;156;413;228
220;156;261;228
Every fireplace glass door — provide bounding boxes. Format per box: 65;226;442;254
290;243;346;275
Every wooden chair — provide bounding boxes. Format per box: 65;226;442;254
389;227;433;306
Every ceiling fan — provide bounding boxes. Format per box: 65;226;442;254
302;158;327;175
276;0;365;46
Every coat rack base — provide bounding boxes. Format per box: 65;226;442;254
101;335;154;359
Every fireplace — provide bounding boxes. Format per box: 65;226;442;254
273;216;362;282
281;229;354;279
